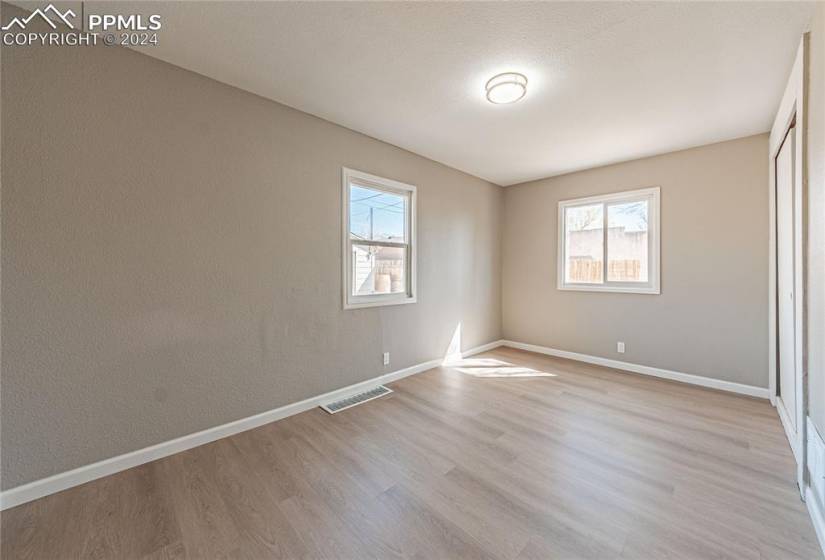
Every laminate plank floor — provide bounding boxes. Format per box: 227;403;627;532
2;347;821;559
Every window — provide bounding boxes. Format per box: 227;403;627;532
558;187;660;294
343;167;417;309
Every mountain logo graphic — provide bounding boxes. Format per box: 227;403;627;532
2;4;76;31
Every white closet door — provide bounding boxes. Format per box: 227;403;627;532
776;127;796;435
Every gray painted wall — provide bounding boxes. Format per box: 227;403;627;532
807;3;825;436
0;12;502;489
502;134;769;388
0;2;788;493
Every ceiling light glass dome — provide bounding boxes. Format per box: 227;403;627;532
485;72;528;104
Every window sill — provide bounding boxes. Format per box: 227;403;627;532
557;284;660;295
344;295;417;310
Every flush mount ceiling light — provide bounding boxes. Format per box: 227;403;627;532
485;72;528;104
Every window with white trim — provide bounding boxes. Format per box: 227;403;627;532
558;187;660;294
343;168;417;309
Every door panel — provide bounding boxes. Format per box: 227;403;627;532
776;127;796;433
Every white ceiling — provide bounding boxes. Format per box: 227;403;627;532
18;1;818;185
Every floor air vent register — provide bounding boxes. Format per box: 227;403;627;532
320;385;393;414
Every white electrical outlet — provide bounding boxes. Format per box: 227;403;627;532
383;352;390;366
617;342;625;354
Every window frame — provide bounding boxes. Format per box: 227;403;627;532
557;186;660;295
342;167;417;310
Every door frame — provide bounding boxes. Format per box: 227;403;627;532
768;36;807;496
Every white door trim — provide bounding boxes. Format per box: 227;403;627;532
768;36;807;496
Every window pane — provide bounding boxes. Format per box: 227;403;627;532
565;204;604;284
607;200;648;282
350;184;406;242
351;244;406;296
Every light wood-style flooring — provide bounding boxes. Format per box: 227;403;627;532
2;347;821;559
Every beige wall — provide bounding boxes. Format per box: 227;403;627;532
0;9;502;489
807;3;825;436
503;134;769;388
0;1;804;494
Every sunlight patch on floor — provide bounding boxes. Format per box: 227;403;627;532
440;328;558;377
444;356;558;378
454;366;557;378
446;357;510;367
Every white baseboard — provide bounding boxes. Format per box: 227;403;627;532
808;486;825;559
500;340;771;399
0;340;503;511
807;417;825;558
0;337;770;511
457;339;504;358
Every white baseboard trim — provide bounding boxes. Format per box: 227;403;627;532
0;337;769;510
807;486;825;559
457;339;504;358
807;417;825;558
0;340;503;511
500;340;771;399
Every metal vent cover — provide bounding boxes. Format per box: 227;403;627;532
320;385;393;414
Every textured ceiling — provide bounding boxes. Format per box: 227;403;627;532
11;1;817;185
